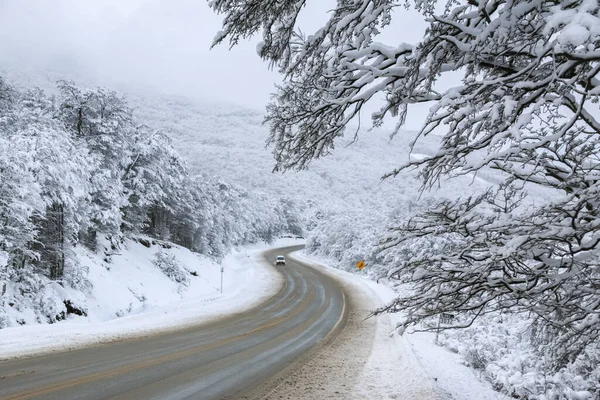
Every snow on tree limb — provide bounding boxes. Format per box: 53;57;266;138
212;0;600;371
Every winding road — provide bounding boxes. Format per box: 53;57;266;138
0;245;347;400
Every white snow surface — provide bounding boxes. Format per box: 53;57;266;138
292;250;511;400
0;238;302;361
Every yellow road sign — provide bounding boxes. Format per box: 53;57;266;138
356;260;366;271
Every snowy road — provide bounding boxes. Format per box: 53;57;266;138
0;245;346;400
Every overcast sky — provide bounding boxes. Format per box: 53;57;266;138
0;0;427;113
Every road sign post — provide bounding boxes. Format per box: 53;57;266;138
435;313;455;344
220;266;224;293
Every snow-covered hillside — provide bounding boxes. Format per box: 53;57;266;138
0;68;299;331
1;66;595;399
0;237;290;360
126;90;528;274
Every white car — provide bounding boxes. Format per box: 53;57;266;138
275;255;286;265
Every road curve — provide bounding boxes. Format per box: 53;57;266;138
0;245;347;400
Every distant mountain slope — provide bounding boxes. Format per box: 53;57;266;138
126;88;485;206
0;65;502;268
0;64;461;202
122;89;513;276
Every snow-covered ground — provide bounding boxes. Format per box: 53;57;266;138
0;239;302;361
291;250;510;400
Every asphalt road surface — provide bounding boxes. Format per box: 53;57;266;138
0;245;347;400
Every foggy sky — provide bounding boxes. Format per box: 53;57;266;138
0;0;427;112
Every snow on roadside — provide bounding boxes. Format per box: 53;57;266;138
0;238;301;361
289;251;439;399
292;250;511;400
359;277;511;400
1;240;511;400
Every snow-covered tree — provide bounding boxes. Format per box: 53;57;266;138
18;88;94;280
121;125;188;237
0;81;41;269
0;74;301;327
56;81;131;239
211;0;600;369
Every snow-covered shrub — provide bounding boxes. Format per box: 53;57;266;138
152;250;190;287
4;266;60;325
62;257;92;293
439;314;599;399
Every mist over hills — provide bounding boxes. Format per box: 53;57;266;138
0;65;497;271
1;65;406;202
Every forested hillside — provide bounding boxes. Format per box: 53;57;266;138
0;75;300;328
126;91;511;274
2;66;596;397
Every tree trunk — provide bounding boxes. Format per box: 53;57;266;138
44;202;65;281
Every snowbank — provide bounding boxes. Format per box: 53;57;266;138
291;250;510;400
0;238;302;361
